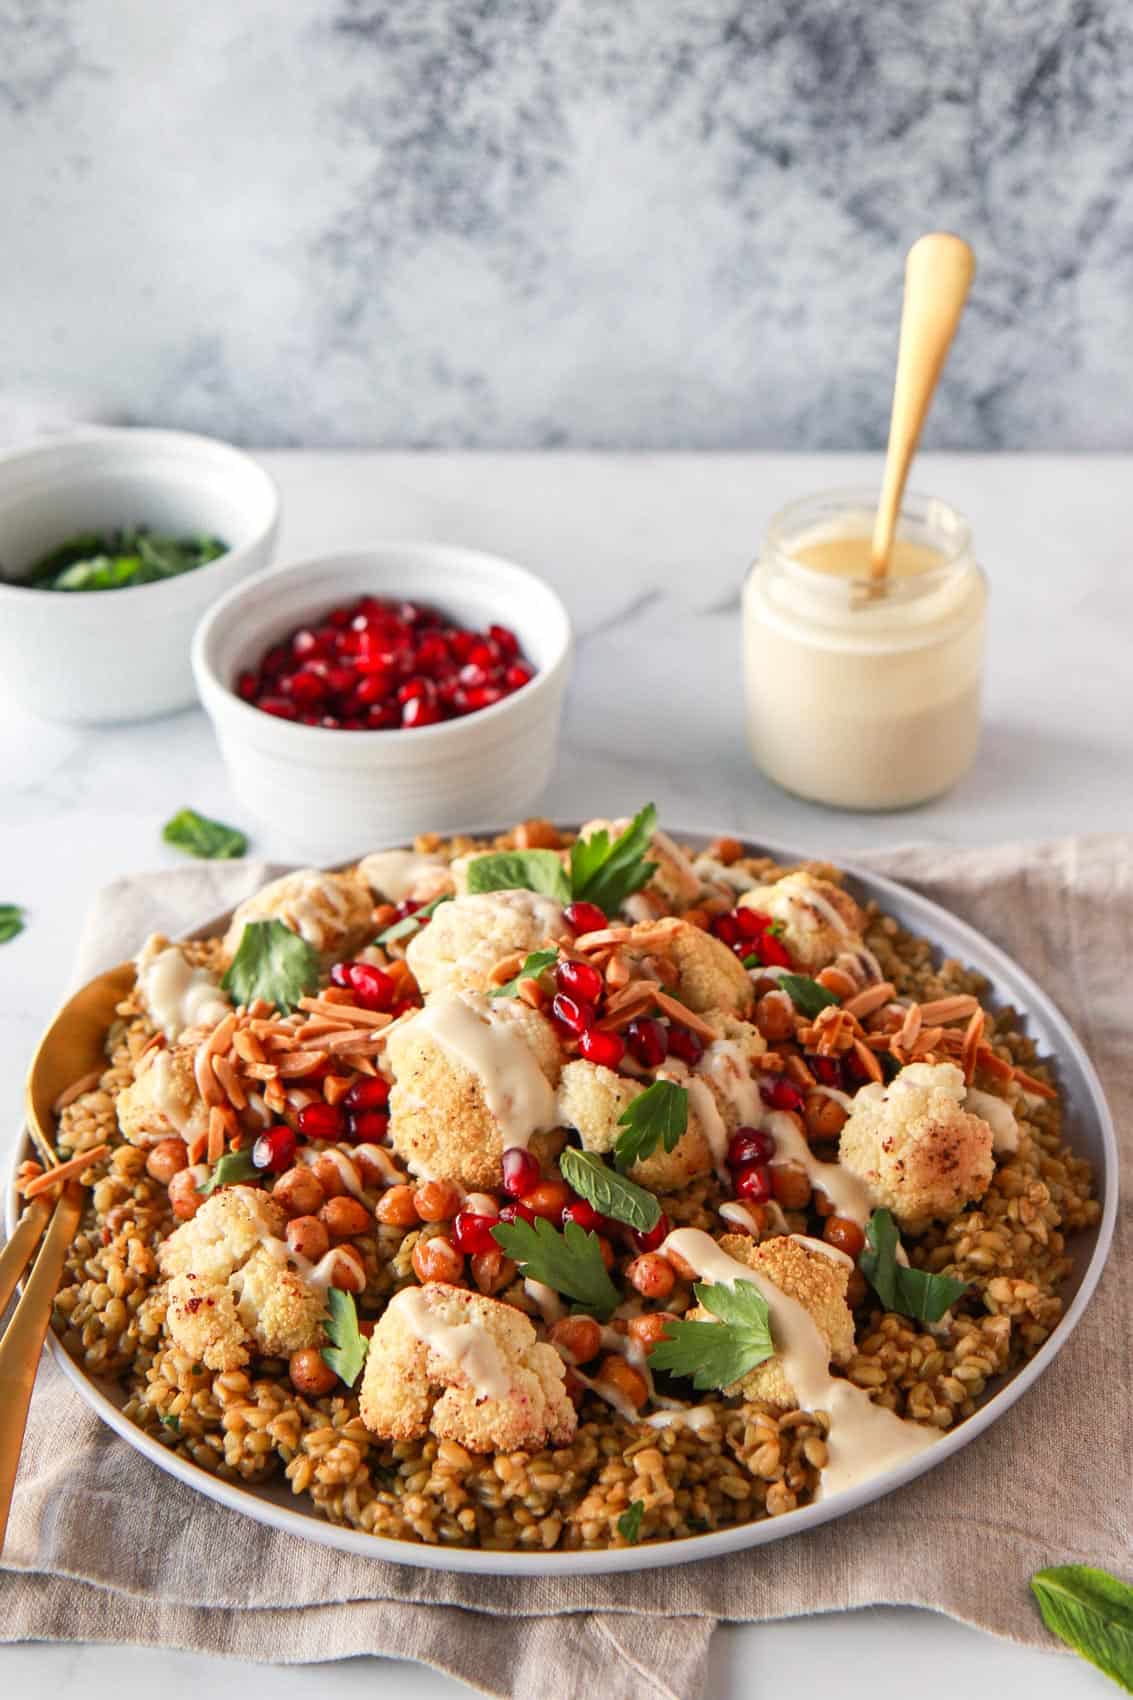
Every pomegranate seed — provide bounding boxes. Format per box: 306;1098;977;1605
237;670;258;700
756;932;792;968
554;959;603;1003
292;628;323;659
262;644;291;676
735;907;769;940
761;1079;805;1114
504;662;533;690
452;1211;500;1254
345;1076;390;1110
327;664;358;694
551;991;595;1036
713;913;741;947
666;1026;704;1066
809;1055;844;1087
329;962;351;988
501;1147;541;1198
354;671;392;706
366;703;400;729
461;685;502;711
562;1198;604;1232
497;1200;536;1226
252;1126;296;1173
298;1102;346;1140
397;675;433;705
326;606;351;628
563;901;607;936
734;1162;772;1202
415;633;449;673
631;1211;670;1254
349;1109;389;1142
489;623;519;658
578;1028;625;1069
258;695;298;720
728;1127;775;1167
626;1017;668;1068
402;696;441;727
345;962;395;1011
458;661;491;689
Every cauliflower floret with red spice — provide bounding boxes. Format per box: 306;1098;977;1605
694;1011;768;1132
158;1186;326;1370
682;1233;854;1409
577;818;701;915
386;989;563;1190
116;1044;209;1149
738;871;866;973
838;1061;995;1230
556;1059;716;1191
359;1282;576;1451
616;919;753;1017
222;869;374;966
406;890;566;996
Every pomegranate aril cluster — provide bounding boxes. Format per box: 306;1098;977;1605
712;906;792;968
237;596;535;730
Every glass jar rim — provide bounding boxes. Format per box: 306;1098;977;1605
763;485;973;602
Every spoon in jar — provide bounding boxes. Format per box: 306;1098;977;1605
871;232;976;581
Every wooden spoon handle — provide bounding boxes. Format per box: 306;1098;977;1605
871;233;975;579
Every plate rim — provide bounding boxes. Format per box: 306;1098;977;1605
8;826;1119;1577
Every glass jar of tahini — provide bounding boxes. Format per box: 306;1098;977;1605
742;487;987;810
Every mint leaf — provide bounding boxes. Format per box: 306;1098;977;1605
200;1148;260;1195
0;903;25;945
491;1215;619;1320
466;850;570;903
648;1279;774;1391
222;918;320;1013
374;892;453;945
613;1079;688;1173
559;1147;661;1233
861;1208;968;1324
1031;1566;1133;1693
489;949;560;1000
617;1500;644;1543
569;804;658;918
162;807;247;861
778;974;840;1017
321;1287;369;1387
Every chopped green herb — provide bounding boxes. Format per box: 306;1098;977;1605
466;850;571;903
491;1215;619;1320
768;920;786;937
617;1500;645;1543
1031;1565;1133;1693
559;1147;661;1233
860;1208;968;1324
569;804;658;919
222;919;320;1014
489;949;560;1000
200;1147;260;1195
159;1413;181;1434
0;904;25;945
321;1288;369;1387
613;1079;688;1173
25;527;226;593
777;973;841;1017
740;952;760;970
374;892;453;945
648;1279;775;1391
162;807;247;861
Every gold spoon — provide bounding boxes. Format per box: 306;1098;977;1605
871;232;976;581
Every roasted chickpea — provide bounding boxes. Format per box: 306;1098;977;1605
328;1243;366;1293
770;1163;812;1210
167;1167;204;1221
627;1312;676;1352
594;1234;615;1271
846;1268;868;1308
523;1180;570;1220
815;966;858;999
813;1189;835;1217
709;835;743;866
549;1314;602;1364
145;1137;188;1185
662;1246;698;1282
271;1165;325;1218
470;1248;515;1294
413;1179;461;1222
823;1215;866;1260
804;1091;848;1143
286;1214;330;1262
375;1184;420;1227
515;817;562;850
289;1346;338;1397
626;1253;676;1300
755;990;795;1043
595;1354;648;1411
412;1235;464;1284
309;1152;348;1199
320;1196;372;1239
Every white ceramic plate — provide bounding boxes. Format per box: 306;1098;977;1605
9;831;1118;1576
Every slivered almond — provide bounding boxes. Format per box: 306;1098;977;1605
842;981;896;1019
203;1011;238;1061
573;927;631;952
325;1028;389;1055
21;1144;111;1198
264;1079;288;1114
323;1074;354;1105
1011;1064;1058;1100
242;1061;281;1081
975;1045;1014;1081
898;1004;922;1051
602;978;661;1016
186;1131;208;1165
207;1106;226;1164
517;979;547;1010
297;996;391;1028
961;1008;984;1082
784;1052;816;1088
916;995;981;1024
212;1053;247;1110
641;952;680;988
852;1037;883;1083
604;951;631;990
277;1049;330;1078
233;1029;267;1065
248;998;274;1019
911;1026;944;1058
490;953;525;986
194;1042;224;1107
652;991;718;1043
52;1069;105;1114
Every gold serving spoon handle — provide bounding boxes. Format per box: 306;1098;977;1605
871;232;975;581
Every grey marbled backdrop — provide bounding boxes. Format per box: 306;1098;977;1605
1;0;1131;449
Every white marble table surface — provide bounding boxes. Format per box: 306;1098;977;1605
2;451;1126;1700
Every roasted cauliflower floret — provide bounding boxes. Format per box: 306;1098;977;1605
577;818;701;914
685;1233;854;1409
555;1059;716;1190
158;1186;326;1370
134;934;231;1041
653;921;754;1017
223;869;374;965
406;890;566;995
357;847;454;906
387;990;563;1189
739;871;866;972
838;1061;995;1229
116;1045;209;1149
695;1010;768;1131
358;1283;576;1451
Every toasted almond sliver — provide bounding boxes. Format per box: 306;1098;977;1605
842;981;896;1020
248;998;275;1019
22;1144;111;1198
52;1068;105;1114
975;1045;1014;1081
202;1010;238;1062
323;1074;354;1105
783;1052;816;1088
960;1008;984;1082
264;1079;288;1113
898;1004;922;1051
1011;1064;1058;1100
325;1030;389;1055
194;1042;225;1107
852;1036;884;1084
517;980;547;1010
186;1131;209;1165
916;994;981;1025
233;1029;267;1065
573;927;630;952
297;996;392;1029
603;979;660;1017
211;1052;248;1111
489;953;525;987
207;1106;226;1164
277;1049;330;1078
652;991;718;1043
604;951;631;991
241;1061;281;1082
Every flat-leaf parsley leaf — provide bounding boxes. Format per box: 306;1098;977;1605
613;1079;688;1173
221;919;320;1013
321;1288;369;1387
648;1279;775;1391
491;1215;619;1320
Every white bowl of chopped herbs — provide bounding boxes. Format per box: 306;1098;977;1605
0;428;279;722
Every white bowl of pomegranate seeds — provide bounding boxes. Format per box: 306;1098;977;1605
0;428;280;722
192;543;573;858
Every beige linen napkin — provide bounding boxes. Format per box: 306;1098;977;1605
2;839;1130;1698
